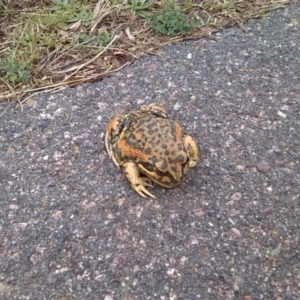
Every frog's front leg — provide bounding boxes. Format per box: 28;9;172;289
123;162;155;198
184;135;199;168
105;115;124;167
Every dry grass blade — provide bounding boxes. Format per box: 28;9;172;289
0;0;298;103
54;34;121;80
90;0;116;34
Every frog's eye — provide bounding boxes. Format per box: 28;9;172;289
140;163;155;172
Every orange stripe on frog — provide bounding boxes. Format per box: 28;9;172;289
117;138;148;161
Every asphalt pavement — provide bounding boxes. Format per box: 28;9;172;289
0;3;300;299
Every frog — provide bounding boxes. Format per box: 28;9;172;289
104;104;198;198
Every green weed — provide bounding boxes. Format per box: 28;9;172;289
129;0;154;17
94;30;112;47
149;9;193;36
72;30;111;48
112;0;154;18
0;57;32;84
67;9;91;24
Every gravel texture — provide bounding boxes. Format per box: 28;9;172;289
1;4;300;300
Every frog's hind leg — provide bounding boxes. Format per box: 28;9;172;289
123;162;155;198
105;115;124;168
140;104;168;119
184;135;198;168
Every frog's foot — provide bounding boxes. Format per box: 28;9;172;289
123;162;155;198
184;135;199;168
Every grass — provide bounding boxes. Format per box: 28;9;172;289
149;9;194;36
0;0;298;103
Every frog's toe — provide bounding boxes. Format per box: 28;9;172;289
123;162;156;198
134;183;155;199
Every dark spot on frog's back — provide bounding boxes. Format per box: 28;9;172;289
147;129;155;136
171;166;178;173
145;147;151;155
159;160;168;171
173;154;186;163
149;156;158;164
146;121;157;131
177;143;183;151
127;132;135;141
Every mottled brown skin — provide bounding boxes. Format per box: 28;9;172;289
105;104;198;198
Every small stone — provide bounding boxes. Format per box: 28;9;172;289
36;138;49;149
256;160;271;173
277;111;286;118
271;243;282;257
11;139;23;151
174;103;181;110
26;98;36;107
231;192;242;201
193;208;205;216
106;212;114;219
